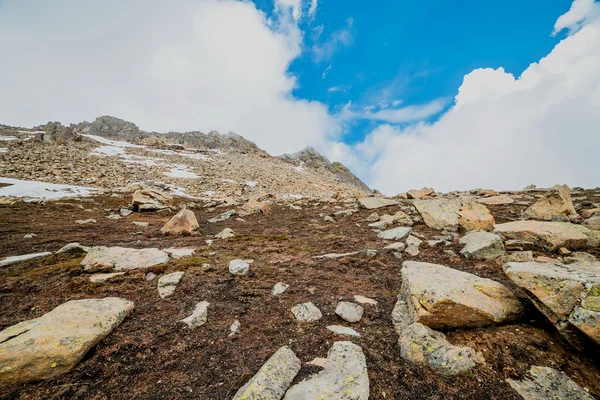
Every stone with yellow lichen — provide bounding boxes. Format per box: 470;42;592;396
0;297;134;389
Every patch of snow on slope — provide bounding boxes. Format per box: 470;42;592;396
0;136;18;141
164;165;200;179
0;177;99;199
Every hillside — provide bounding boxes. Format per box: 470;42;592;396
1;121;600;399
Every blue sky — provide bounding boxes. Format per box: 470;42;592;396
1;0;598;192
258;0;573;144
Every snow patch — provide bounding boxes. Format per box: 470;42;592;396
0;148;7;153
0;136;18;141
245;181;258;187
164;165;200;179
0;177;99;199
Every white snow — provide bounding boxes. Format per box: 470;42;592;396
0;148;7;153
0;177;98;199
245;181;258;187
163;165;200;179
91;145;126;156
82;134;146;148
0;252;53;267
283;193;304;199
293;165;306;173
150;149;209;161
221;179;237;183
0;136;18;141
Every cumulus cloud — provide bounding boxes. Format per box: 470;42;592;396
327;2;600;194
552;0;600;35
338;98;448;124
0;0;335;155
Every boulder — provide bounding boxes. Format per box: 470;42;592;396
506;366;594;400
583;216;600;231
358;197;399;210
407;188;436;200
494;221;600;252
378;226;412;241
504;261;600;348
160;208;199;235
581;208;600;219
273;282;290;296
405;235;422;257
398;322;484;376
215;228;235;239
131;188;172;211
335;301;364;323
380;211;413;226
414;199;460;231
524;184;578;221
283;341;369;400
208;209;236;223
180;301;209;329
162;248;195;259
89;272;125;282
476;195;515;205
81;246;169;272
233;346;301;400
395;261;522;329
458;202;495;231
326;325;361;337
459;231;505;260
229;259;253;276
0;298;133;388
366;212;379;222
291;302;322;322
56;242;90;255
238;201;270;216
157;271;184;298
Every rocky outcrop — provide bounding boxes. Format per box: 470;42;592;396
494;221;600;252
506;366;594;400
407;188;436;199
38;121;79;143
81;247;169;272
233;346;301;400
504;261;600;349
0;298;134;388
358;196;399;210
132;188;172;212
524;184;578;221
414;199;460;231
398;322;484;376
458;202;495;231
78;116;143;141
283;341;369;400
395;261;522;329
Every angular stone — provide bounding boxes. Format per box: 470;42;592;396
506;366;594;400
273;282;290;296
583;216;600;231
157;271;184;298
368;220;388;229
233;346;301;400
405;235;422;257
132;188;172;211
163;247;195;259
160;208;199;235
335;301;364;323
381;211;413;226
0;251;52;268
284;341;369;400
327;325;361;337
494;221;600;252
56;242;90;255
81;246;169;272
384;242;406;251
524;184;578;221
459;231;505;260
238;201;270;216
581;208;600;219
229;259;253;276
563;252;598;264
378;226;412;241
407;188;436;200
358;196;399;210
208;209;236;223
89;272;125;282
398;322;483;376
366;212;379;222
354;295;378;305
503;251;534;263
414;199;460;231
459;202;495;231
180;301;209;329
0;298;134;388
291;302;322;322
215;228;235;239
504;261;600;348
476;195;515;205
397;261;522;329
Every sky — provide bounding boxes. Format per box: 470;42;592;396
0;0;599;193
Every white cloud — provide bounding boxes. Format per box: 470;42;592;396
328;86;343;92
327;1;600;194
312;17;354;62
552;0;600;36
308;0;318;19
322;64;332;79
338;98;448;124
0;0;337;155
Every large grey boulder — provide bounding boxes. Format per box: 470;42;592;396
0;298;134;388
504;261;600;349
358;197;399;210
414;199;461;231
378;226;412;241
506;366;594;400
335;301;364;323
459;231;505;260
291;302;322;322
395;261;522;329
398;322;484;376
81;247;169;273
157;271;184;298
524;184;578;221
233;346;301;400
494;221;600;252
283;341;369;400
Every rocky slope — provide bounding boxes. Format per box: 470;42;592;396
0;177;599;399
